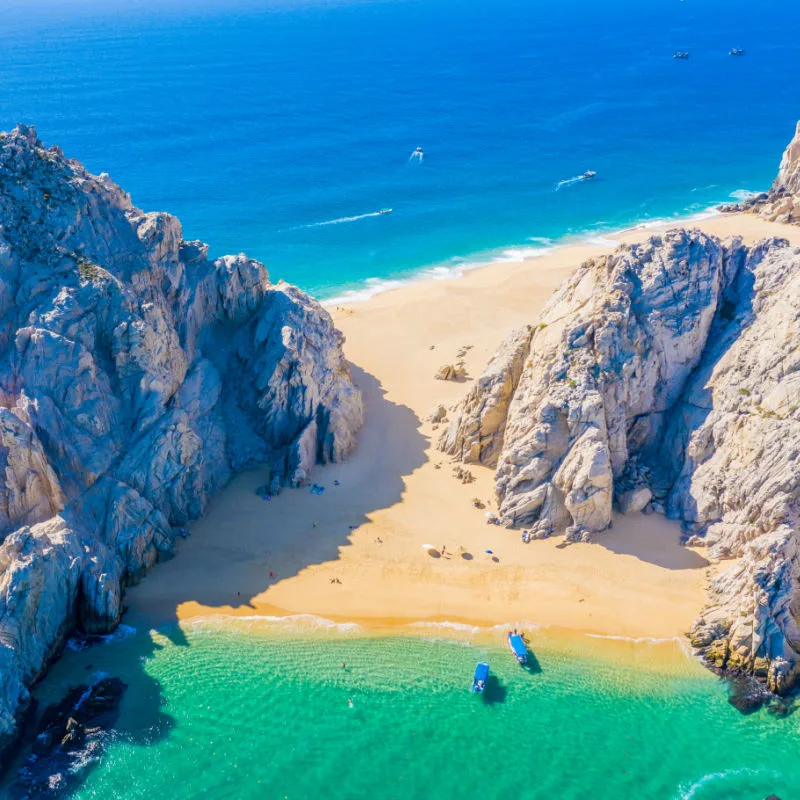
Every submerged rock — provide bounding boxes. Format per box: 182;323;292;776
11;677;126;798
0;125;363;759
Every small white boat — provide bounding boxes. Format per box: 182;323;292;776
581;171;597;180
379;208;392;215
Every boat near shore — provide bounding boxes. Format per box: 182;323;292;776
507;633;528;665
472;662;489;693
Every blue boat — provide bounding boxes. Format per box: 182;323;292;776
507;632;528;664
472;662;489;693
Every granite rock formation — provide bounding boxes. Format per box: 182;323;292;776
441;228;800;693
0;125;363;760
439;326;531;466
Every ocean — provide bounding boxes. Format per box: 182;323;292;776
2;0;799;300
3;0;800;797
6;622;800;800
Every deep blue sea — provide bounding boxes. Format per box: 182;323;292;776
1;0;799;298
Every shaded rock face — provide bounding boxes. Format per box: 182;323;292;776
441;227;800;693
0;125;363;758
721;120;800;224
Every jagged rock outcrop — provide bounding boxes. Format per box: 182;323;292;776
441;226;800;693
667;240;800;693
0;125;363;759
721;120;800;223
439;326;531;466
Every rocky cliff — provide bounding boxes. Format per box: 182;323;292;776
440;228;800;694
0;125;363;758
721;120;800;223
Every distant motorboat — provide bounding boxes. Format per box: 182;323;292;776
555;170;596;191
379;208;392;215
673;51;690;60
472;662;489;693
729;48;745;56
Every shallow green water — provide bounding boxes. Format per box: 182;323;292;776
11;621;800;800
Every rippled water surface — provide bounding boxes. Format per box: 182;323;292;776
10;623;799;800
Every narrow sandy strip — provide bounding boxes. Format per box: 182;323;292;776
124;212;800;648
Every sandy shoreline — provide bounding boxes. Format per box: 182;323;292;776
124;211;800;651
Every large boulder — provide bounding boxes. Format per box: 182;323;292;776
492;230;737;532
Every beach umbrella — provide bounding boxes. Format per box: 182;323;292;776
421;544;436;550
484;550;494;554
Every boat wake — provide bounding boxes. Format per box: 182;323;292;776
291;210;388;230
555;173;594;191
674;767;780;800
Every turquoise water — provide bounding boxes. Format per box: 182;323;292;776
12;623;800;800
2;0;800;299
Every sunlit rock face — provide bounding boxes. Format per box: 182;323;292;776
442;226;800;695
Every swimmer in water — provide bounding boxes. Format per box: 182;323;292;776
410;146;424;162
348;697;354;708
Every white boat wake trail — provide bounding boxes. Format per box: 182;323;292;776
292;211;385;230
555;174;589;191
674;767;780;800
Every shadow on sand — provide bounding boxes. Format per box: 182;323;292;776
598;512;710;571
2;365;428;793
